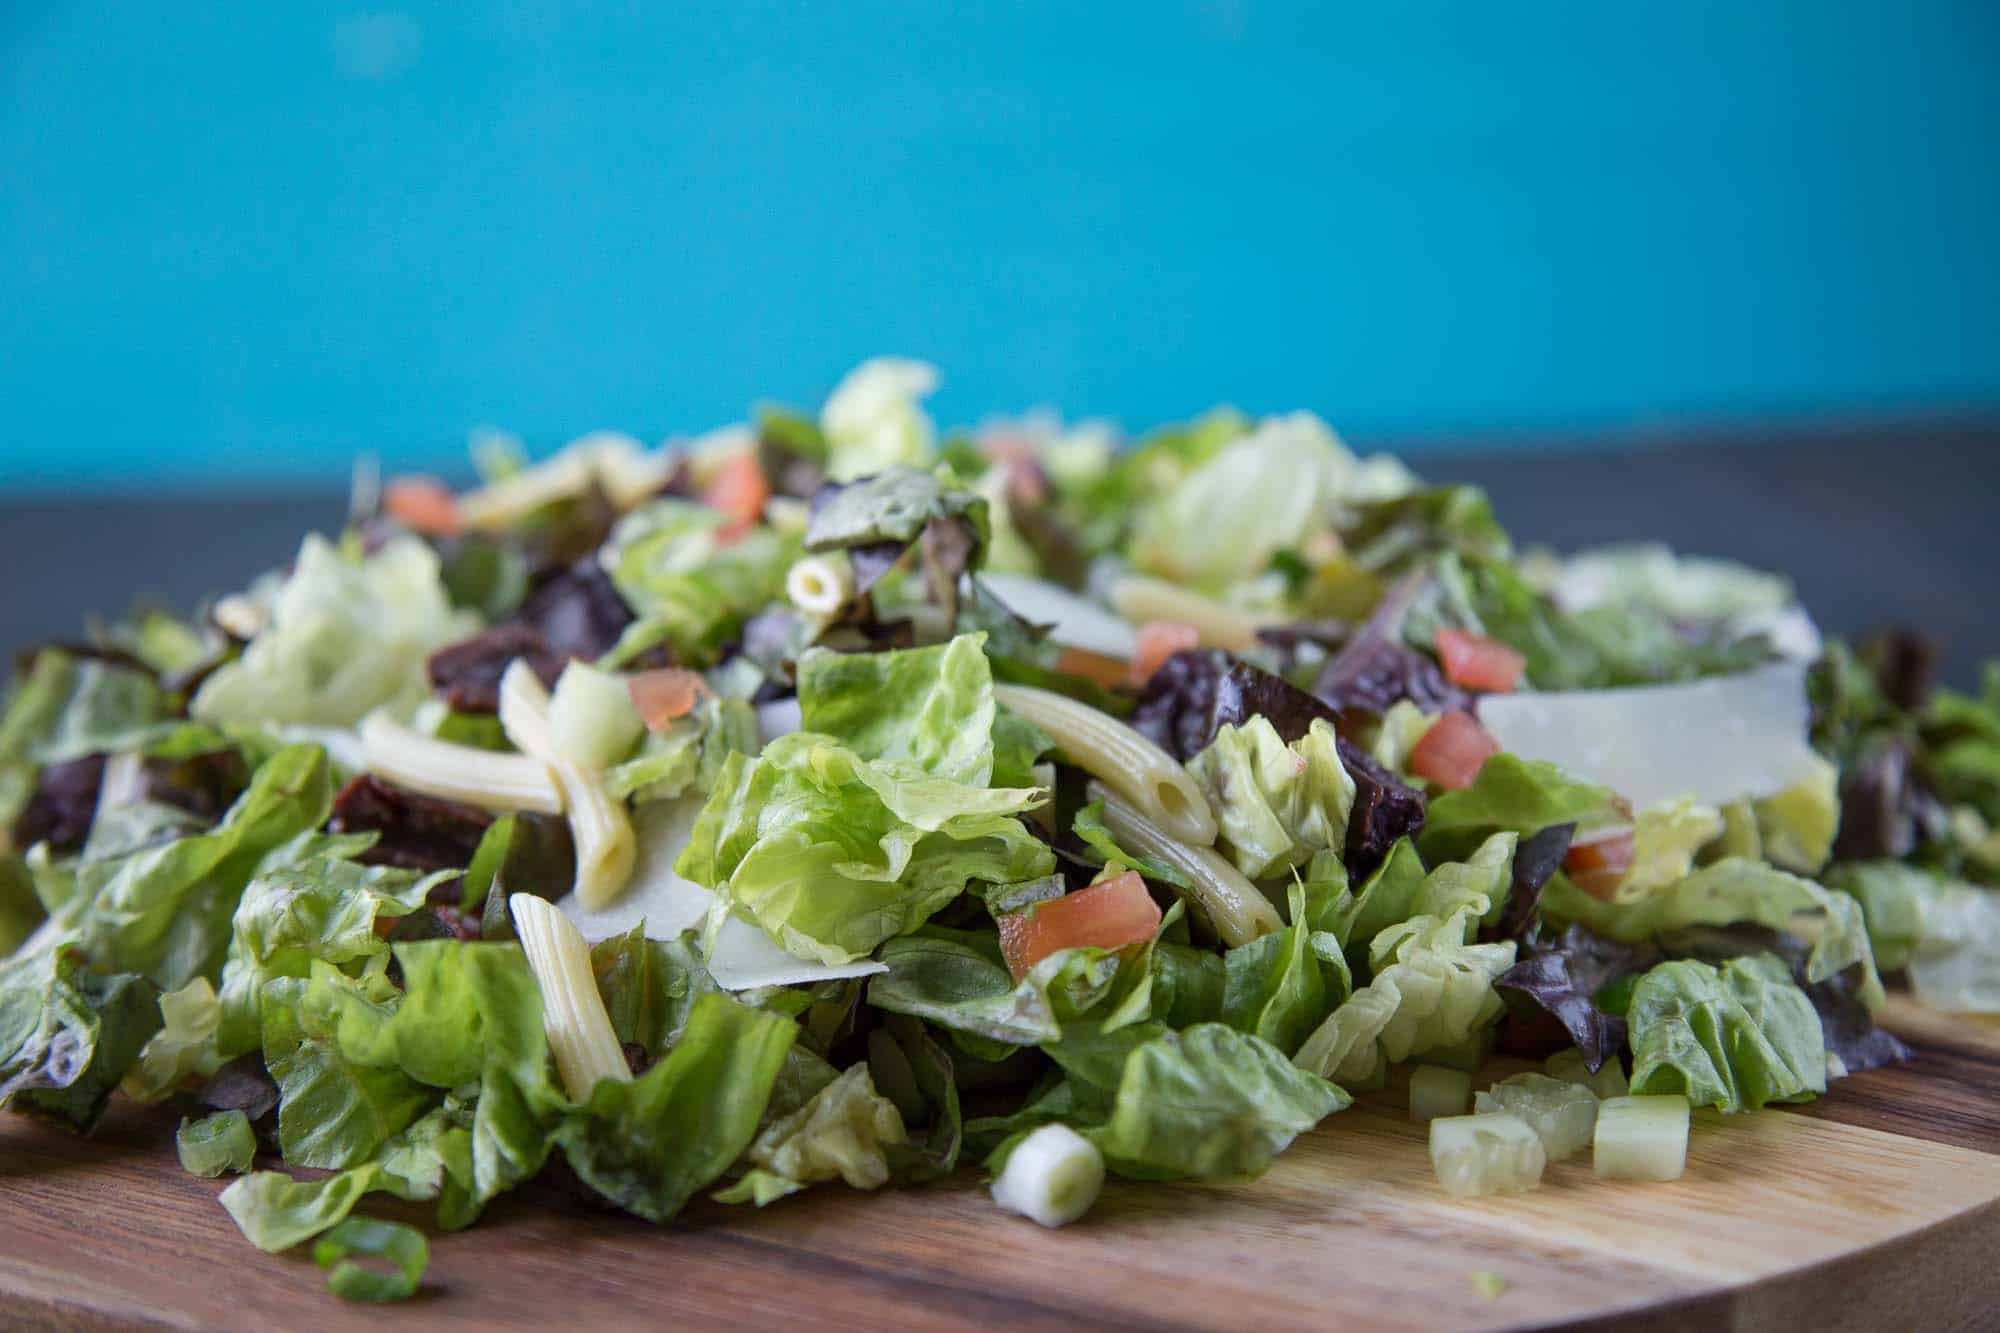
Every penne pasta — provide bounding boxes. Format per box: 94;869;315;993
1108;574;1273;652
499;660;637;909
510;893;633;1101
550;756;637;910
358;711;563;814
1090;783;1281;945
993;682;1218;845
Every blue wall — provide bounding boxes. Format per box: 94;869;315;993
3;2;1996;491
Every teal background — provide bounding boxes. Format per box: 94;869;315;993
3;2;1996;491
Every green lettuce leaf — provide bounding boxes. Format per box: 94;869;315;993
797;634;1000;784
819;358;940;481
263;966;432;1171
1751;753;1839;873
715;1063;907;1202
1828;861;2000;1011
1188;717;1354;879
125;976;224;1101
589;926;721;1059
554;990;796;1222
0;948;162;1128
215;849;442;1058
0;648;169;764
1625;955;1826;1111
194;534;476;727
606;696;756;805
1128;412;1389;591
867;929;1127;1052
1551;542;1792;625
1293;908;1517;1084
1418;754;1613;863
0;747;332;1124
1220;882;1351;1056
1419;553;1774;691
1621;798;1726;902
802;465;989;564
1544;856;1885;1010
677;733;1051;965
1086;1023;1349;1179
1333;832;1515;959
602;499;797;664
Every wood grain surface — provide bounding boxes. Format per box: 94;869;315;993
1;996;1994;1331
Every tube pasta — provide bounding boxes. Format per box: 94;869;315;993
358;711;563;814
993;683;1218;845
499;660;637;909
510;893;633;1100
1091;784;1280;946
1107;574;1272;652
786;553;854;618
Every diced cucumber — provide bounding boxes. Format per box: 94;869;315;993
1475;1073;1597;1161
1429;1113;1546;1198
1409;1066;1472;1123
549;661;645;769
1544;1046;1629;1099
1593;1094;1690;1181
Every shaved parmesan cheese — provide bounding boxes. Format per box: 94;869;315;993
1478;661;1820;808
978;573;1140;661
755;697;802;744
278;725;368;773
555;796;885;990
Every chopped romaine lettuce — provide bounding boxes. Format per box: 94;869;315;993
195;536;476;727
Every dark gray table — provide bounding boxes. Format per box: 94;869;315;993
4;418;1995;684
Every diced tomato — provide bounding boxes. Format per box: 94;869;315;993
1435;628;1526;693
383;476;460;536
628;667;711;730
1130;621;1201;687
1407;711;1501;790
1563;828;1636;901
1055;645;1131;690
997;871;1162;981
701;450;770;540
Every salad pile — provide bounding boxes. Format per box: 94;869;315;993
2;358;1996;1300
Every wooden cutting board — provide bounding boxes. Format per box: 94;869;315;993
2;994;1996;1332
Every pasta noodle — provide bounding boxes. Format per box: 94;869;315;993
511;894;633;1100
992;682;1218;844
1107;574;1271;652
1091;783;1281;945
499;661;638;909
358;711;563;814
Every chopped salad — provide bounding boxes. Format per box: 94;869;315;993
3;357;1996;1301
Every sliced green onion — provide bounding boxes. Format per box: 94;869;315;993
1408;1066;1471;1122
1475;1073;1598;1161
1429;1113;1546;1198
990;1124;1105;1228
175;1109;256;1178
1593;1094;1690;1181
312;1217;429;1303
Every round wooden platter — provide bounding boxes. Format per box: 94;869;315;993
1;994;1995;1332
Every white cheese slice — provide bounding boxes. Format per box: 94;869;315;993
555;795;884;990
755;697;803;744
278;725;368;773
1478;660;1821;809
978;572;1140;661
